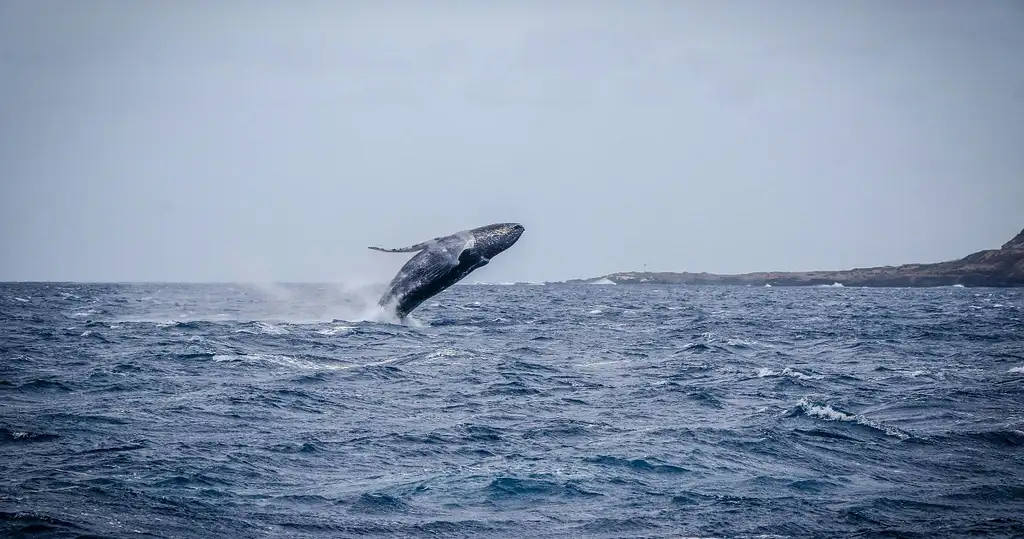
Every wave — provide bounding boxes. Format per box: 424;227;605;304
3;281;1020;537
212;353;350;371
756;367;820;381
789;397;910;440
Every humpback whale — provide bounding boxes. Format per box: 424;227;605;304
369;222;526;319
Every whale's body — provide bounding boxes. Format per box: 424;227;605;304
369;223;525;319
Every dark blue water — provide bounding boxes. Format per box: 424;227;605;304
2;283;1023;538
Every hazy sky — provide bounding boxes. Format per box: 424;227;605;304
2;1;1022;283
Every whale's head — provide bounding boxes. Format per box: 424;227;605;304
472;222;525;259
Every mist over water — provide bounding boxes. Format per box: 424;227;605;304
106;281;398;326
244;281;396;324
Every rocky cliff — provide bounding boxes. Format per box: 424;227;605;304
574;228;1024;287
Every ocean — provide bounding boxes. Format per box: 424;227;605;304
2;282;1022;538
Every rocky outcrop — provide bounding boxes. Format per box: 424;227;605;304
574;228;1024;287
1002;228;1024;250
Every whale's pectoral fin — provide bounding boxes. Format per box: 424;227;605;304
368;232;458;253
368;236;446;253
368;244;427;253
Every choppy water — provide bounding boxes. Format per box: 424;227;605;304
2;282;1023;538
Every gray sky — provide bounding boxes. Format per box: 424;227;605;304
2;1;1022;283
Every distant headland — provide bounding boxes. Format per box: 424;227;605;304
563;227;1024;288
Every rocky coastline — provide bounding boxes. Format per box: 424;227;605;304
565;228;1024;288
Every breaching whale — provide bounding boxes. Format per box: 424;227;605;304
369;222;526;319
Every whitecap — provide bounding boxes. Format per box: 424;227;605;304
317;325;355;336
727;338;762;348
782;367;816;380
234;322;288;335
796;397;909;440
1008;366;1024;374
573;358;627;368
799;399;857;423
213;353;347;371
756;367;817;380
427;348;461;360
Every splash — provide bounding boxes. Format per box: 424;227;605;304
229;281;390;324
112;280;414;325
366;289;425;326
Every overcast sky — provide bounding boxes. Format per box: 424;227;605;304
1;1;1022;283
